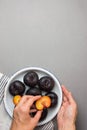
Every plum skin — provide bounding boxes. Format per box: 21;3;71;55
38;76;54;92
45;92;58;107
30;108;48;121
9;80;25;96
26;87;42;96
39;108;48;121
23;71;39;87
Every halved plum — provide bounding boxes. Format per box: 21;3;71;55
35;96;51;110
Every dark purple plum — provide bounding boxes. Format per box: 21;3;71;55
45;92;58;107
30;108;48;122
23;71;39;87
9;80;25;96
26;87;42;96
38;76;54;92
39;108;48;121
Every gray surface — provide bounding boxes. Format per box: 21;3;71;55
0;0;87;130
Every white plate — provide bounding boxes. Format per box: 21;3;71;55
4;67;62;126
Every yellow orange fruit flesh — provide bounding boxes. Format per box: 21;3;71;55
35;96;51;110
13;95;22;105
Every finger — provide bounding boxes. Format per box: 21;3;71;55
33;110;42;123
62;101;68;108
68;92;76;104
57;106;64;119
62;85;70;101
25;95;41;109
62;85;70;95
17;95;33;106
63;95;67;102
62;85;75;104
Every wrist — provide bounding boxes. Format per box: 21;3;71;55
10;120;34;130
58;123;76;130
10;121;21;130
66;124;76;130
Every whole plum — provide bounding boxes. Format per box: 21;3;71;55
23;71;39;87
26;87;42;96
9;80;25;96
45;92;58;107
38;76;54;92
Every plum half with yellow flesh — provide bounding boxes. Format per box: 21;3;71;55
35;96;51;110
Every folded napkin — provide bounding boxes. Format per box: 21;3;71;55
0;72;57;130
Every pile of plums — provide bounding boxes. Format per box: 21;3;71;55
9;71;58;121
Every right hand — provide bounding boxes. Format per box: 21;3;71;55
57;85;77;130
10;95;42;130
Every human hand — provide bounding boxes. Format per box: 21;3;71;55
57;85;77;130
10;95;42;130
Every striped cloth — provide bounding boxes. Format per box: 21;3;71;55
0;74;9;104
0;73;56;130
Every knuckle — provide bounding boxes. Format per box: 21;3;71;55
19;106;27;113
21;95;26;99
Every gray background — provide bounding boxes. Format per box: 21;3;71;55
0;0;87;130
